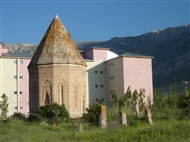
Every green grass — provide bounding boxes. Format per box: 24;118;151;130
1;85;190;141
1;113;190;142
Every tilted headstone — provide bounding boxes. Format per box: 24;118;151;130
79;124;83;132
119;111;127;126
145;109;153;125
98;105;107;128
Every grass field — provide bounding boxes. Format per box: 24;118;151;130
1;108;190;142
1;86;190;142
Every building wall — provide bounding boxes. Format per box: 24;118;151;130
86;60;108;105
1;58;18;116
93;49;108;61
106;57;124;103
0;43;9;56
19;59;30;115
81;49;93;59
0;57;30;116
123;57;153;104
106;50;118;60
82;48;115;62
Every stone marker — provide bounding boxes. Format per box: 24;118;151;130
79;124;83;132
145;109;153;125
98;105;107;128
119;111;127;126
188;100;190;117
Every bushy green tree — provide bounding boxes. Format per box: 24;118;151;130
138;89;146;112
36;103;69;124
119;86;146;117
177;87;190;113
82;101;100;126
10;112;26;121
0;94;9;121
152;89;164;112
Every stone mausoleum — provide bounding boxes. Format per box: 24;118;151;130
28;15;87;118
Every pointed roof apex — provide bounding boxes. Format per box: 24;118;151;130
55;14;59;19
28;15;87;68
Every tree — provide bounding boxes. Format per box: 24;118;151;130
119;86;146;117
177;87;190;113
0;94;9;121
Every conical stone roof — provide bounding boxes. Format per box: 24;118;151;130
28;14;87;67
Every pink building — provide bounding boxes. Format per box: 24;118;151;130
0;42;32;116
106;53;153;104
81;47;153;105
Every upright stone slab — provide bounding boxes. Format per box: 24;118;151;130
98;105;107;128
145;109;153;125
119;111;127;126
79;124;83;132
188;100;190;117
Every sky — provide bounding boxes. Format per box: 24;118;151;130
0;0;189;44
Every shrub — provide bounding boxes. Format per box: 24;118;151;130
0;94;9;121
111;93;118;106
36;103;69;124
177;88;190;114
10;112;26;121
82;102;100;126
28;113;42;123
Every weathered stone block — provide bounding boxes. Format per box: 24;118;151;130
119;111;127;126
145;109;153;125
79;124;83;132
98;105;107;128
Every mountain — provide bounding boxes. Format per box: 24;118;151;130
4;24;190;92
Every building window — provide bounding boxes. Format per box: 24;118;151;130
110;77;112;80
101;85;104;88
14;106;18;109
19;60;23;64
95;85;98;88
102;98;104;101
20;91;22;94
109;62;113;66
112;76;114;79
14;60;17;64
14;91;17;94
95;70;98;73
19;75;23;79
14;75;17;79
96;98;98;101
101;71;103;74
20;106;23;109
110;90;115;94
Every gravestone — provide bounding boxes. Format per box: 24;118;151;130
79;124;83;132
98;105;107;128
145;109;153;125
188;100;190;117
119;111;127;126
